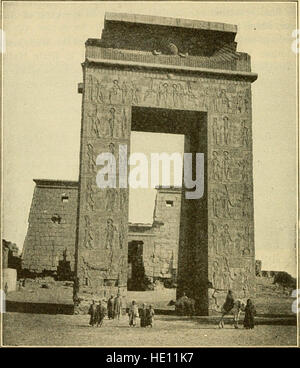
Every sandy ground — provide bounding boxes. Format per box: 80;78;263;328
3;277;297;347
2;312;297;347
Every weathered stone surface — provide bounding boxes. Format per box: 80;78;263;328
75;13;256;315
22;180;78;273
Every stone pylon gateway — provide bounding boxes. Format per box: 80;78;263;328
75;12;257;315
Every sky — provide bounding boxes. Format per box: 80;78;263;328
2;1;297;276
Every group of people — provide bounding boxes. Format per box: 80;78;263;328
88;300;107;327
88;289;256;330
128;301;155;328
88;295;155;328
218;290;256;329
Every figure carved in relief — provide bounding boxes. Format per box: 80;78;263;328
91;106;104;138
212;260;221;289
144;79;157;103
240;184;252;218
107;142;116;173
121;81;129;104
212;189;221;218
220;185;234;218
95;79;105;103
237;92;249;114
172;84;180;107
105;218;118;250
119;189;127;209
81;257;91;286
109;80;122;104
222;151;230;181
108;107;116;137
238;158;249;182
212;118;219;145
84;215;94;249
221;90;230;114
86;180;95;211
119;220;126;249
210;222;219;255
158;82;169;106
219;224;233;255
172;83;185;108
120;108;128;138
223;116;230;145
87;143;96;173
240;120;249;147
130;81;139;105
212;151;222;181
105;188;117;211
223;257;234;290
185;81;197;105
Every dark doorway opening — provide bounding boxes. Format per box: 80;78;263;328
128;240;146;290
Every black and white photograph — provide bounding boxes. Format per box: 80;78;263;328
1;1;298;347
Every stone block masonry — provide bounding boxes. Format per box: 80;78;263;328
74;12;257;315
22;180;78;274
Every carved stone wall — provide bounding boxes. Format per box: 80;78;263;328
75;13;257;314
22;180;78;273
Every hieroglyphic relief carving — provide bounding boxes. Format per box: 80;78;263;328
81;256;92;286
85;75;105;103
219;224;233;255
83;215;94;249
105;218;118;250
222;151;230;181
219;184;234;218
86;179;95;211
105;188;118;211
236;89;250;114
212;151;222;181
240;119;249;147
119;189;127;210
211;256;234;291
118;220;126;249
108;107;116;137
87;142;96;173
109;80;122;105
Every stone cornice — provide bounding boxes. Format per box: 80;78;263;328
84;57;258;83
33;179;79;189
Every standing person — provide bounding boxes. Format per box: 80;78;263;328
243;299;256;329
96;300;107;327
140;303;147;327
88;300;97;327
4;282;8;295
128;300;139;327
218;290;235;328
107;295;114;319
147;305;155;328
114;292;123;320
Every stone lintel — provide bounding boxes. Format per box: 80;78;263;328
155;186;182;194
84;57;258;82
104;12;237;35
33;179;79;189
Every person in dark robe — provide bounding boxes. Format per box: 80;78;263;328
114;292;123;320
218;290;235;328
140;303;147;327
243;299;256;329
147;305;155;327
96;300;107;327
107;295;114;319
88;300;97;327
